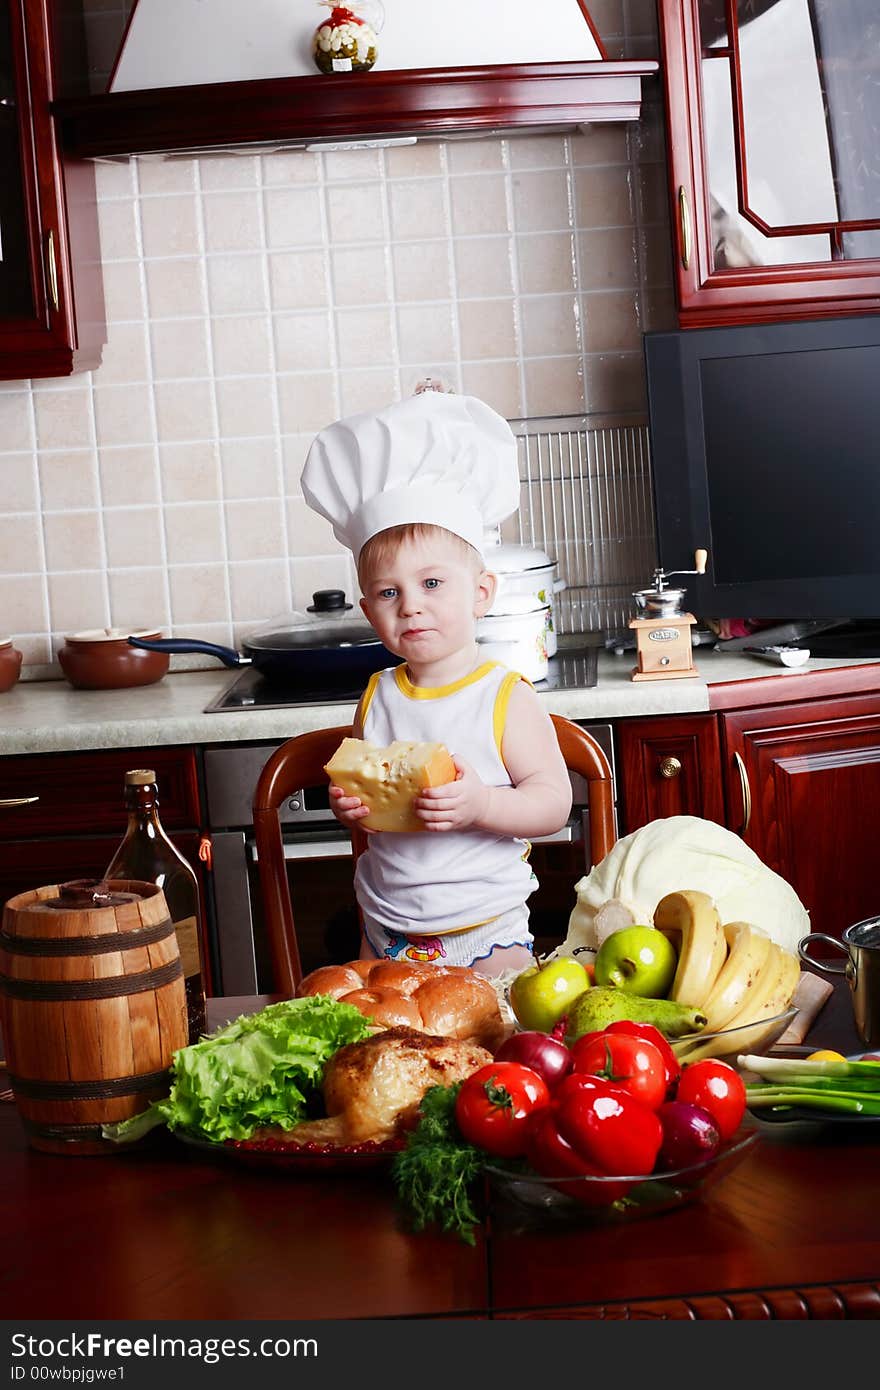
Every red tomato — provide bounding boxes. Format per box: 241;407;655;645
454;1062;551;1158
525;1106;631;1207
569;1032;668;1111
556;1078;663;1176
675;1059;746;1140
604;1020;681;1096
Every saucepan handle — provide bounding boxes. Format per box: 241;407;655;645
128;636;251;668
797;933;849;976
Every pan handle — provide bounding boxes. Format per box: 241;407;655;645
128;636;251;668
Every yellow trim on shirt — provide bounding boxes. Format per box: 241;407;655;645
493;668;527;758
357;668;383;725
393;660;502;701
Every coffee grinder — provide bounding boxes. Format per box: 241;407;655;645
628;549;708;682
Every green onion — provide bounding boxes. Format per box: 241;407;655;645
738;1054;880;1081
740;1053;880;1117
745;1088;880;1115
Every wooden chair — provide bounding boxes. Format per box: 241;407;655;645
252;714;616;995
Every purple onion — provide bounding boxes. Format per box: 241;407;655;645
656;1100;721;1171
495;1031;573;1090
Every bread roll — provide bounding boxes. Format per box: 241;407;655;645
324;736;456;833
368;960;437;996
414;973;506;1052
340;988;422;1029
347;959;376;982
296;963;363;999
296;957;506;1051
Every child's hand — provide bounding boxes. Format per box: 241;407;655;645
329;784;374;833
414;756;490;832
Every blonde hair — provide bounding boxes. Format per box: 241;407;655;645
357;523;482;586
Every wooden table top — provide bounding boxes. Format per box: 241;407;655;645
2;981;879;1321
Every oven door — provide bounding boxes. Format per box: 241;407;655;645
211;826;362;994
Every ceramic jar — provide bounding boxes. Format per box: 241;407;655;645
484;542;566;656
476;604;550;683
0;637;23;693
58;628;170;690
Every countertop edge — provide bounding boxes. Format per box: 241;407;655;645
1;653;879;757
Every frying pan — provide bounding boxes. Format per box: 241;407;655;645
129;589;394;686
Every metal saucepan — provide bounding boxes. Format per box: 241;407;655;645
129;590;394;686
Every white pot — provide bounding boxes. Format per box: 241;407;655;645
484;542;566;656
476;605;550;683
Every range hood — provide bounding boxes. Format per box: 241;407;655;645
54;0;657;160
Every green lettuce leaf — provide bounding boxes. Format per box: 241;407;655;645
103;996;371;1145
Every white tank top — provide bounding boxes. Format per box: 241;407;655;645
355;661;536;935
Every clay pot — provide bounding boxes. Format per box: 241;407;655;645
58;628;170;690
0;638;23;693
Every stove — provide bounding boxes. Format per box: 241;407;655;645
202;642;599;713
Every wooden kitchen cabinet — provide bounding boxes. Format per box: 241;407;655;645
721;692;880;947
617;689;880;947
616;712;725;830
0;0;103;378
0;745;214;990
657;0;880;326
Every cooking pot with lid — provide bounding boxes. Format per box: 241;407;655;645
484;541;566;656
59;628;170;690
130;590;394;686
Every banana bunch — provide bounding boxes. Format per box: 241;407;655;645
653;889;801;1062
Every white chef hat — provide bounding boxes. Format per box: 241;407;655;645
300;392;520;560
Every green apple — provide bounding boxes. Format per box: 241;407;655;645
509;957;591;1032
594;926;677;998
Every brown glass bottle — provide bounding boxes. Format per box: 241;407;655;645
105;769;208;1044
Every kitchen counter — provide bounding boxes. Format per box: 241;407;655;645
2;649;880;756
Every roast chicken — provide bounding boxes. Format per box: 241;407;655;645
281;1026;493;1146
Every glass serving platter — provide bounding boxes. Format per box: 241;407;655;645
484;1126;759;1225
670;1007;798;1066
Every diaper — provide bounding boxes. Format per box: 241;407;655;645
361;905;533;968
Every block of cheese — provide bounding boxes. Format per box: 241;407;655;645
324;736;456;833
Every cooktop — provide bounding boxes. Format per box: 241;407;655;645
203;643;599;713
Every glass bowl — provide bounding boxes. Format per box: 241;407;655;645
485;1126;759;1225
669;1007;798;1066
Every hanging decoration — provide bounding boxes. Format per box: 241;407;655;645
312;3;385;74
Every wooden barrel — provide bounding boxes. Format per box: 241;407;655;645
0;878;188;1155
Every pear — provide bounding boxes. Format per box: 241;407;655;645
565;986;707;1044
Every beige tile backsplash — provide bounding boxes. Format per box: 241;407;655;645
1;77;673;674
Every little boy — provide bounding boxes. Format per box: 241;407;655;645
301;393;572;976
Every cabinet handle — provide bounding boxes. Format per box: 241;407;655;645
658;756;682;779
0;796;40;808
45;230;59;312
733;752;751;834
678;186;692;270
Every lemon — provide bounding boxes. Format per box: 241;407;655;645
806;1048;846;1062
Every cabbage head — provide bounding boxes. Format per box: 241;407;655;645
553;815;810;958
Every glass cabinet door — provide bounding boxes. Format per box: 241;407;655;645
660;0;880;323
0;0;35;320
